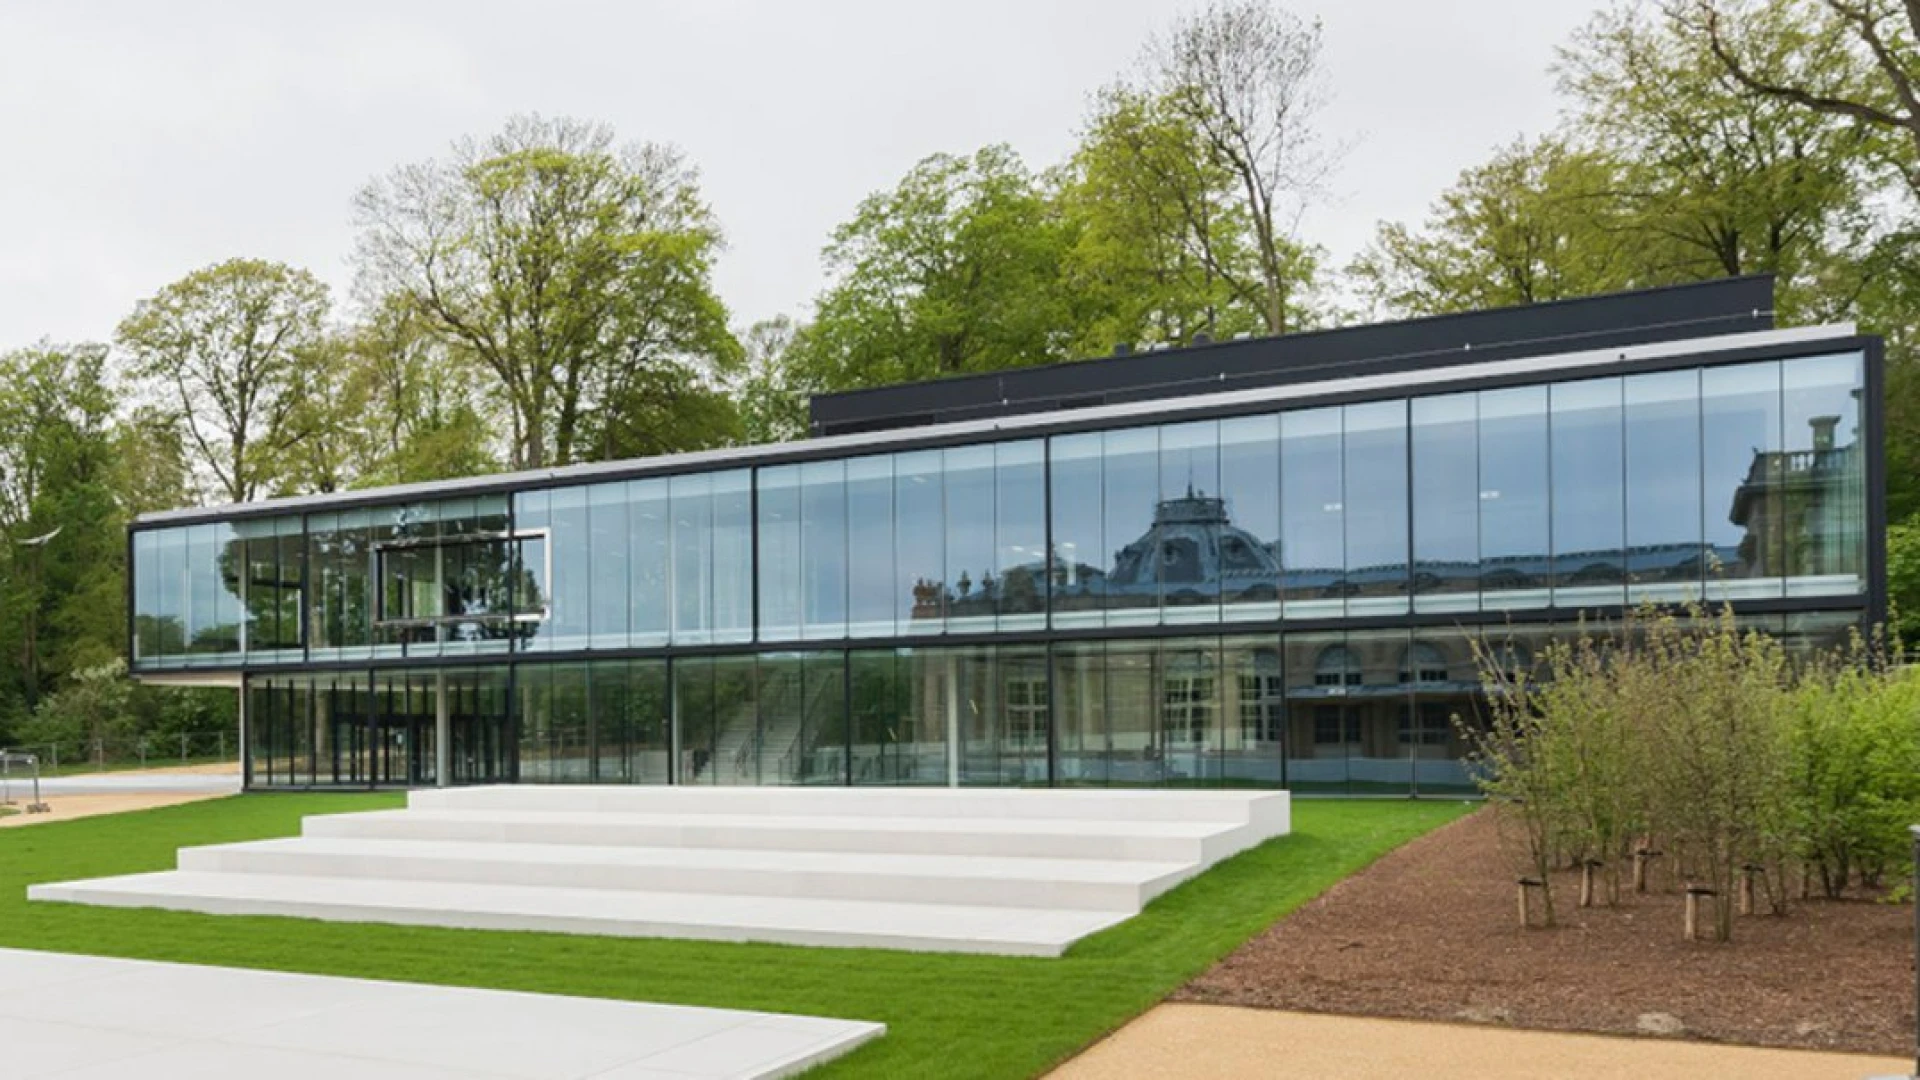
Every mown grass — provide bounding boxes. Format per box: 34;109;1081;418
0;792;1469;1078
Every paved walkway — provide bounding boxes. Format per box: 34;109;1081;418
31;766;241;796
0;764;240;827
0;947;882;1079
1050;1004;1911;1079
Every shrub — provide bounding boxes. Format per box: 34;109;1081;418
1462;604;1915;942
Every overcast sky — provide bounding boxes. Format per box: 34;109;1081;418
0;0;1599;350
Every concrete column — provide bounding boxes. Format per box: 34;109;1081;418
236;679;249;790
946;656;960;788
435;671;450;788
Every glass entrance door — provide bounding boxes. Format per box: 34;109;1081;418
447;666;512;785
371;669;436;787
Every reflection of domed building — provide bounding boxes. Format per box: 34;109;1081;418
1034;489;1281;619
1106;488;1282;603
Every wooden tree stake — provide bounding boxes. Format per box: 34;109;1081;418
1580;860;1602;908
1517;877;1545;928
1684;884;1717;941
1739;864;1761;916
1633;847;1662;893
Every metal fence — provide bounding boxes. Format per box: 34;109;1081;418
0;750;49;812
1;731;236;775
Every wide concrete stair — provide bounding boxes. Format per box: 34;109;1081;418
28;786;1290;957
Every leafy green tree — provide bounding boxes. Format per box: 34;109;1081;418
1356;3;1887;322
579;362;742;461
1561;2;1884;320
734;316;810;444
1466;606;1799;942
354;114;740;469
788;145;1076;392
1142;0;1334;334
0;345;125;711
1689;0;1920;188
19;658;132;769
1060;86;1270;352
109;406;192;520
117;259;333;504
318;298;499;490
1886;516;1920;643
1787;652;1920;896
1351;137;1639;315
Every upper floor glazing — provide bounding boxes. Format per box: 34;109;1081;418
129;349;1872;671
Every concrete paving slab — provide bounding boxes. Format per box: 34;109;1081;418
0;947;883;1080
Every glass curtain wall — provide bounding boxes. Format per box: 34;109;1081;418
846;456;896;638
246;611;1880;794
1051;641;1106;785
1782;354;1867;593
139;352;1872;677
1344;402;1409;615
1103;427;1160;626
446;666;512;786
850;648;944;784
1704;361;1785;599
1550;378;1626;610
1160;637;1222;784
1050;434;1105;628
1412;394;1479;612
1280;408;1343;619
1221;634;1284;786
1625;369;1704;601
1478;388;1550;611
894;451;946;634
1160;422;1222;624
1218;416;1281;622
996;441;1049;631
1284;630;1353;793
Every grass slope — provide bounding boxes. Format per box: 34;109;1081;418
0;793;1468;1079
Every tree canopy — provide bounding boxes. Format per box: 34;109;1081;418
354;115;742;470
117;259;332;504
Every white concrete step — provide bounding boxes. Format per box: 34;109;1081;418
29;871;1127;957
303;807;1254;864
408;785;1291;831
30;788;1291;956
176;837;1194;911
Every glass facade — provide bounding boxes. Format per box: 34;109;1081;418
130;349;1874;793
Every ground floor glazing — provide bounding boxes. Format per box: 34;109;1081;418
242;612;1861;796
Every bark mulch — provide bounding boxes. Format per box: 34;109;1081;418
1178;807;1917;1056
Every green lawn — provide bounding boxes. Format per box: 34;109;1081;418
0;793;1469;1078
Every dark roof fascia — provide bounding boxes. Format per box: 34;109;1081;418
808;275;1777;435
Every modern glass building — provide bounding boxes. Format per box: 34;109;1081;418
127;277;1884;793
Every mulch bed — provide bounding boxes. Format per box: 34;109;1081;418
1179;808;1916;1056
